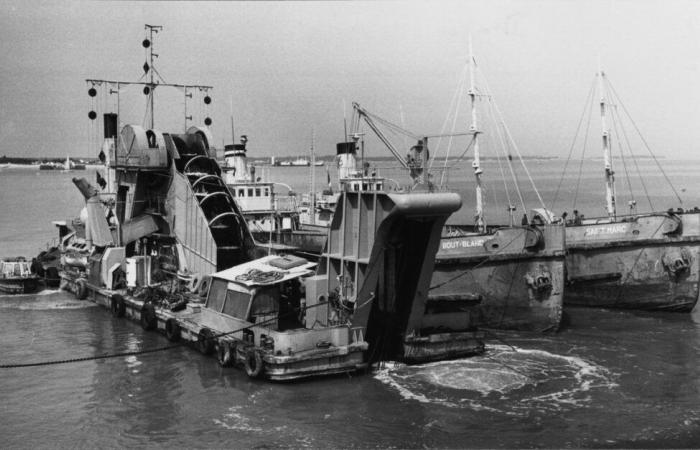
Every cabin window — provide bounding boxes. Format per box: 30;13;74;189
238;189;244;197
222;288;250;319
206;278;228;312
249;285;280;322
255;188;261;197
264;188;269;197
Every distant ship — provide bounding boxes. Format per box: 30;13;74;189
290;157;310;166
39;162;59;170
62;156;86;171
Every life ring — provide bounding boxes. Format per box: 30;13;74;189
110;294;126;318
75;279;88;300
140;303;157;331
188;275;201;294
165;318;180;342
217;342;235;367
244;349;264;379
197;328;215;355
198;275;212;298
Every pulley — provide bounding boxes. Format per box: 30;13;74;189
204;117;212;126
204;95;211;105
142;39;151;48
88;87;97;97
88;111;97;120
143;62;149;74
143;86;150;95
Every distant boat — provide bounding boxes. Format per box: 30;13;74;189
39;162;59;170
313;160;324;166
290;157;310;166
0;257;39;294
62;156;86;171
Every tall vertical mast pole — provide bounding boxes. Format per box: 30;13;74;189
145;24;162;129
598;64;616;218
469;37;485;231
310;128;316;225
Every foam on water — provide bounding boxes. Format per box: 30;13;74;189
0;291;96;310
375;344;617;415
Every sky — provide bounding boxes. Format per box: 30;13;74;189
1;0;700;160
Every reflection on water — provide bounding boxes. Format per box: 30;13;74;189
0;290;96;310
375;344;616;415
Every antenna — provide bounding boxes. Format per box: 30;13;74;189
343;99;348;141
230;92;235;144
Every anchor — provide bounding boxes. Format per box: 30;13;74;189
662;249;691;277
524;268;552;293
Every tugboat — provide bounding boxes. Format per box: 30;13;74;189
56;24;483;381
221;134;327;255
554;68;700;311
0;257;39;294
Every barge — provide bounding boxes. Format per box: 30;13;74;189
558;70;700;312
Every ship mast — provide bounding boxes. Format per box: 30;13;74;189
598;64;616;218
310;128;316;225
145;24;160;130
87;24;213;132
469;38;485;232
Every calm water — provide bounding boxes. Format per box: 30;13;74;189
2;161;700;448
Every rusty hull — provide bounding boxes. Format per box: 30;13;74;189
564;212;700;311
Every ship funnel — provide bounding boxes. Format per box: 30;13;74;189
337;141;358;180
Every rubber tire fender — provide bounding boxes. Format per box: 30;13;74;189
164;318;180;342
110;294;126;318
244;349;264;379
75;279;88;300
217;341;235;367
197;328;215;355
140;303;157;331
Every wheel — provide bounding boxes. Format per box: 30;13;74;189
197;328;215;355
140;303;157;331
165;318;180;342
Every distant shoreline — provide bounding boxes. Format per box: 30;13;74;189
1;154;669;165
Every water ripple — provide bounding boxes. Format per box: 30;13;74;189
375;344;617;415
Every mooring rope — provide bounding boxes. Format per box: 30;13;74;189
0;301;330;369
